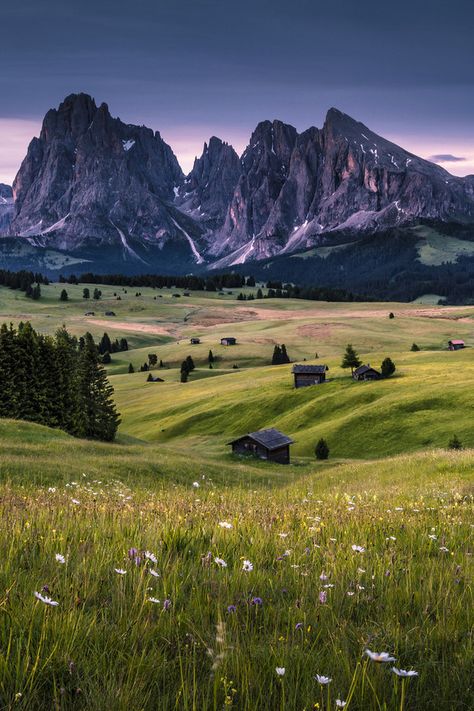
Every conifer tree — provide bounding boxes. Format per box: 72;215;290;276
83;288;90;299
208;350;214;363
341;344;361;374
128;363;134;373
98;332;112;355
74;332;120;441
186;355;195;372
60;289;68;301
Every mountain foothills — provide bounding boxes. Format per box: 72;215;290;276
1;93;474;283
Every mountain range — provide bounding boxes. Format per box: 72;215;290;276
1;93;474;277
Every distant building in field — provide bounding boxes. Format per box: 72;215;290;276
84;311;95;316
292;364;327;388
190;337;201;344
448;339;465;351
353;364;382;381
105;311;116;316
228;428;294;464
221;337;236;346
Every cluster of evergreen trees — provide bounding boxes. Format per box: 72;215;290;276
271;344;290;364
0;269;48;300
58;272;251;291
0;323;120;441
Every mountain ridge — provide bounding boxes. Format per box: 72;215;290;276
2;94;474;273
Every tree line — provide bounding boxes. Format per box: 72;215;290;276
58;272;251;291
0;323;120;441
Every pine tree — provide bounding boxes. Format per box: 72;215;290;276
256;288;263;299
60;289;68;301
83;288;90;299
98;333;112;355
208;350;214;364
272;345;282;364
101;351;111;364
341;344;361;374
411;343;420;352
315;438;330;460
148;353;158;367
93;288;102;300
381;357;396;377
73;332;120;441
280;344;290;363
186;355;195;371
32;284;41;300
128;363;134;373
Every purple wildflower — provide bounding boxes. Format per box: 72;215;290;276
128;547;138;559
163;599;172;611
251;596;263;606
227;604;237;613
319;590;327;604
295;622;303;630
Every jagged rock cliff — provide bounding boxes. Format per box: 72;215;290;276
4;95;474;271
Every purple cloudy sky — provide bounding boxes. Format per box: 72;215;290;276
0;0;473;183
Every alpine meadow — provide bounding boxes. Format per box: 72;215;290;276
0;281;472;710
2;0;474;708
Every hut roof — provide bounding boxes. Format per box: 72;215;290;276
354;364;380;376
449;339;465;345
292;364;327;374
228;428;294;451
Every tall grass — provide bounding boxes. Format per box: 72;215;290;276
0;470;472;710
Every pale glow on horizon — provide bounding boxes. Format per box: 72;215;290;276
0;118;472;184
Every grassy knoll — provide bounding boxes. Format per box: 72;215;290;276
0;420;472;710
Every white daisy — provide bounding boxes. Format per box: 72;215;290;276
144;551;158;564
365;649;396;663
148;597;161;604
275;667;285;676
352;545;365;553
214;557;228;568
392;667;418;677
218;521;232;529
34;591;59;607
242;559;253;572
149;569;160;578
336;701;346;708
114;568;127;575
314;674;332;685
55;554;66;564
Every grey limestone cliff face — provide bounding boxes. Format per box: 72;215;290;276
6;96;474;269
0;184;14;233
10;94;207;265
175;136;240;232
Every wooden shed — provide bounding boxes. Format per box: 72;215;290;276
448;339;465;351
190;337;201;345
228;428;294;464
292;364;327;388
353;364;381;381
221;337;237;346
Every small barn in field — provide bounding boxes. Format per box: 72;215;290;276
221;337;237;346
228;428;294;464
190;337;201;345
353;364;382;381
292;364;327;388
448;339;465;351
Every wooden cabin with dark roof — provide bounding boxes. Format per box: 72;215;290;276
292;364;327;388
353;364;381;381
221;337;237;346
448;339;465;351
228;428;294;464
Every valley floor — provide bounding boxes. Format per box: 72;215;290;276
0;285;473;709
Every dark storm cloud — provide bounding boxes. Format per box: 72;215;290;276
0;0;473;179
428;154;467;163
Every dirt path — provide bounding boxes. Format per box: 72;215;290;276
84;318;175;336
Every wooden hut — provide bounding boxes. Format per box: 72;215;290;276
221;337;237;346
448;339;465;351
190;337;201;345
353;364;381;381
292;364;327;388
228;428;294;464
